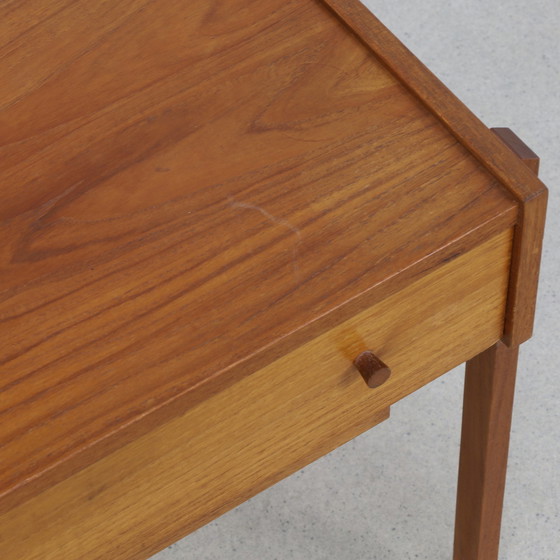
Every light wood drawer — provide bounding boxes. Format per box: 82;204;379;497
0;229;512;560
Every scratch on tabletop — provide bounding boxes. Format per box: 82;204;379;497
228;196;302;283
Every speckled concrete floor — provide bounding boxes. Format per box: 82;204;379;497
151;2;560;558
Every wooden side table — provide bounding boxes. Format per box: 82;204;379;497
0;1;547;559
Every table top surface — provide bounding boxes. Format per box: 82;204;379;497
0;0;520;510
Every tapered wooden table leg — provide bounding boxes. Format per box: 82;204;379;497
453;341;520;559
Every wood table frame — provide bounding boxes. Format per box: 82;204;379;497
0;2;547;559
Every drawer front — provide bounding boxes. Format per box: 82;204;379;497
0;229;512;560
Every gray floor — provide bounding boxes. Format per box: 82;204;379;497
151;2;560;558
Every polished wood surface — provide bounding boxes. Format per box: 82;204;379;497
0;0;518;512
323;0;548;346
0;230;512;560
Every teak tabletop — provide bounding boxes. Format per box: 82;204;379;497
0;1;547;559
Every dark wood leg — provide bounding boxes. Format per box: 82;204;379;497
453;341;519;560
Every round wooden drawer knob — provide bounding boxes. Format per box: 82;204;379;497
354;351;391;388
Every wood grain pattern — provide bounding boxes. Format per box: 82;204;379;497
321;0;547;201
0;230;512;560
0;0;517;511
321;0;548;346
490;128;547;345
454;342;520;560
